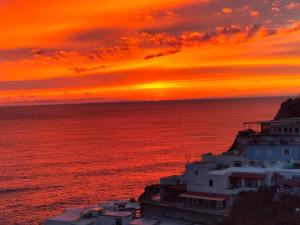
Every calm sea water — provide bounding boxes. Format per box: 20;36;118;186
0;97;286;224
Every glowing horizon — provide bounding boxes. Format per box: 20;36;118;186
1;0;300;104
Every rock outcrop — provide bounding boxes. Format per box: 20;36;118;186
228;96;300;154
275;97;300;120
227;129;256;154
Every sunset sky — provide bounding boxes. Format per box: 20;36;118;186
1;0;300;104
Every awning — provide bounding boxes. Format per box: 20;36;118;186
279;178;300;187
179;192;229;202
229;172;266;180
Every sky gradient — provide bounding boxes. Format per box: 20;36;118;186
1;0;300;104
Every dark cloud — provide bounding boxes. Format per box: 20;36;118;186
27;21;300;68
141;0;300;35
68;65;107;74
0;48;32;61
144;49;180;60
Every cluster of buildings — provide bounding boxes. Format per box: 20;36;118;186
45;117;300;225
45;202;138;225
45;200;191;225
150;117;300;224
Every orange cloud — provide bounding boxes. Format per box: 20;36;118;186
250;10;260;17
222;7;233;14
1;0;300;104
286;2;300;10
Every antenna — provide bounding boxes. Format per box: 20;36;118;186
185;152;187;164
185;152;189;164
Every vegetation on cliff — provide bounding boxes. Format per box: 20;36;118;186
138;184;160;202
227;129;256;153
219;187;300;225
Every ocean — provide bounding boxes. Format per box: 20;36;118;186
0;97;287;224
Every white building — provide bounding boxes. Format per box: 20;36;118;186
45;205;193;225
161;163;300;209
45;205;135;225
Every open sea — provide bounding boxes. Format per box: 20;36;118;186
0;97;287;224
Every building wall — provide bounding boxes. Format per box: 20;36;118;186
186;170;278;195
182;163;216;183
186;173;232;195
142;202;227;225
215;156;245;167
245;145;300;163
98;215;133;225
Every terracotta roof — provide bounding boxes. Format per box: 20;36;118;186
229;172;266;180
179;191;230;201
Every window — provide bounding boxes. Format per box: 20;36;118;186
295;128;299;133
278;128;283;133
234;161;242;167
195;170;198;176
289;128;293;133
284;128;288;133
209;179;214;187
284;148;290;156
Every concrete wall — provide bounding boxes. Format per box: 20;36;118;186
98;215;133;225
182;163;216;183
187;172;232;195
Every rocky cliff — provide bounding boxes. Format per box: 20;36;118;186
228;96;300;154
275;97;300;120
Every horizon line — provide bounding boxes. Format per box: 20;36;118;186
0;94;295;108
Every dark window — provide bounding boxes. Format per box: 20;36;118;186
278;128;282;133
284;128;288;133
116;219;123;225
223;200;227;208
195;170;198;176
209;179;214;187
284;149;290;156
289;128;293;133
234;161;242;167
283;184;292;190
245;180;251;187
295;128;299;133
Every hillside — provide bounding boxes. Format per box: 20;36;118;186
219;187;300;225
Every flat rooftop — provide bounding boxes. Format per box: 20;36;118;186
47;212;80;222
130;218;159;225
145;216;201;225
208;166;300;175
72;218;99;225
244;118;300;126
101;210;133;218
